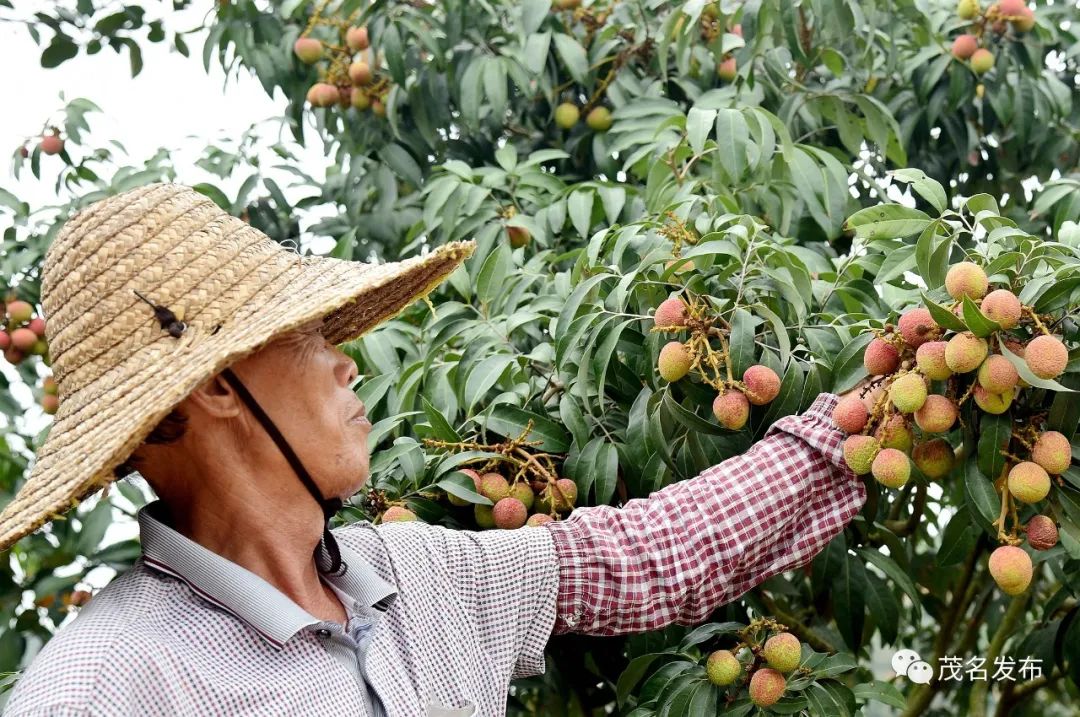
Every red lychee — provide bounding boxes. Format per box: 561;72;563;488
832;395;868;434
742;365;781;405
898;308;938;348
864;338;900;375
713;390;750;430
1031;431;1071;475
653;298;688;328
493;497;528;529
1025;515;1058;550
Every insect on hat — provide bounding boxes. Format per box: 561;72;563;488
0;183;475;574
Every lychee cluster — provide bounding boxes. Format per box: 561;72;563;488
293;21;390;117
704;627;803;708
950;0;1037;77
553;102;614;133
445;468;574;529
651;296;783;430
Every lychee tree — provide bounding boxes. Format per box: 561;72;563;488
2;0;1080;714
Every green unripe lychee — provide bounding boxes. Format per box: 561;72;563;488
977;354;1019;393
889;373;928;414
898;308;938;348
43;375;58;395
1031;431;1071;475
1011;6;1035;32
509;481;535;510
653;298;688;328
988;545;1032;595
41;394;58;414
5;300;33;324
382;506;418;523
706;650;742;686
973;385;1013;414
493;497;528;529
912;439;955;479
293;37;323;64
555;102;580;129
970;48;994;74
763;633;802;673
945;332;988;374
717;57;737;82
875;413;913;453
1025;515;1058;551
713;391;750;430
981;289;1022;329
914;394;958;433
957;0;980;20
1024;335;1068;380
832;395;868;433
872;448;911;488
945;261;989;300
864;338;900;375
749;668;786;708
351;90;371;110
447;468;481;507
474;504;496;529
916;341;952;380
742;365;781;405
586;106;613;131
658;341;692;381
479;472;511;502
1008;461;1050;503
843;435;881;475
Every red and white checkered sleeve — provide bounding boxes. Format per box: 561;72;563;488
542;392;866;636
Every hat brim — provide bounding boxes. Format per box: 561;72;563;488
0;239;474;552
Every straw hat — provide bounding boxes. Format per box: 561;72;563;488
0;183;475;552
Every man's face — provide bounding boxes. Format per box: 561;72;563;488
241;316;373;501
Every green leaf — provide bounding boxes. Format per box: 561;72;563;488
41;35;78;68
966;458;1001;528
834;553;867;652
890;168;947;214
830;333;873;394
661;390;729;436
593;442;618;505
686;107;716;156
856;547;923;615
961;295;1000;337
938;509;980;567
568;189;594;238
464;354;514;412
999;341;1075;393
920;292;967;332
852;681;906;710
843;205;932;241
553;33;588;84
714;109;749;181
726;307;755;378
436;474;492;506
421;397;460;442
482;404;571;453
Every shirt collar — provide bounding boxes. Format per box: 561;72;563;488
137;499;397;650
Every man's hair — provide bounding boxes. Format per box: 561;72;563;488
113;407;189;480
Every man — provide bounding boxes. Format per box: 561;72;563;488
0;184;871;716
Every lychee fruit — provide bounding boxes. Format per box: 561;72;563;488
981;289;1021;329
912;439;955;479
763;633;802;673
749;668;786;708
945;332;988;373
832;395;868;433
509;481;535;511
306;83;340;107
345;26;369;51
382;506;418;523
41;394;58;415
1031;431;1071;475
526;513;554;527
998;0;1025;15
742;365;781;405
6;300;33;324
474;504;496;529
658;342;692;381
717;57;737;82
898;308;938;348
916;341;952;380
0;332;8;350
970;48;995;74
889;373;928;414
713;391;750;430
27;317;46;337
352;91;371;110
977;354;1019;393
479;472;511;502
914;394;958;433
988;545;1033;595
40;134;64;156
585;106;613;132
554;102;580;129
349;61;372;85
43;376;58;395
10;327;38;352
706;649;742;686
653;298;688;328
538;478;578;513
864;338;900;375
371;100;387;117
1011;5;1035;31
876;413;914;453
493;497;528;529
447;468;481;507
958;0;981;20
951;34;979;60
1025;515;1058;551
30;338;47;356
1008;461;1050;504
945;262;989;300
843;435;881;475
4;345;25;364
507;226;531;249
973;385;1014;415
1024;335;1068;380
872;448;911;488
293;37;323;64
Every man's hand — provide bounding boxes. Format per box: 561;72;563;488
839;375;886;412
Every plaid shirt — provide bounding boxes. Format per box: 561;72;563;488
2;392;863;716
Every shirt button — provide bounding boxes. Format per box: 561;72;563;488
316;628;331;639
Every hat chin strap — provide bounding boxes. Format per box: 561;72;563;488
220;367;347;577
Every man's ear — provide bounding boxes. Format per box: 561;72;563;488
184;372;245;420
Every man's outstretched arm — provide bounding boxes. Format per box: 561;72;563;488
543;391;867;635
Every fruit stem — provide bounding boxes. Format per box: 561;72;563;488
1023;306;1050;336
